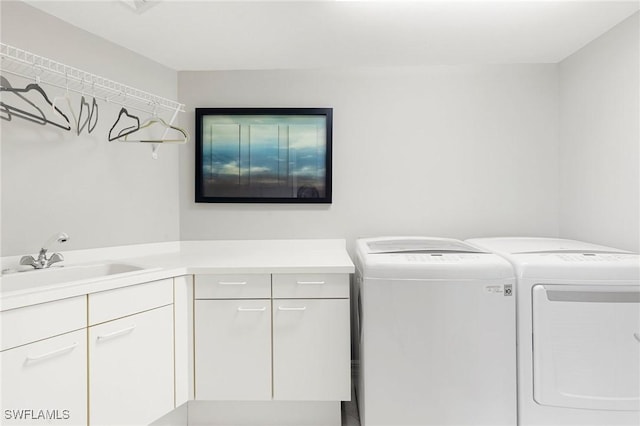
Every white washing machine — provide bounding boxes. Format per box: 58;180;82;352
354;237;517;426
466;237;640;426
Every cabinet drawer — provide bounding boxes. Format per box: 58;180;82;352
1;328;87;425
89;278;173;325
195;274;271;299
272;274;349;299
1;296;86;351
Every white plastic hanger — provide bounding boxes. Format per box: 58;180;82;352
51;73;78;131
118;103;188;159
122;116;188;144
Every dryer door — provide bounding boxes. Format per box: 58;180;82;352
532;284;640;411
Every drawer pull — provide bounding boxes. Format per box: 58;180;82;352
97;325;136;341
278;306;307;311
26;342;78;362
237;307;267;312
296;281;326;285
218;281;247;286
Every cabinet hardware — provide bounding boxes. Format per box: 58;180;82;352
278;306;307;311
218;281;247;286
296;281;326;285
97;325;136;341
237;307;267;312
26;342;78;362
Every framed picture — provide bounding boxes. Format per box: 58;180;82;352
195;108;332;203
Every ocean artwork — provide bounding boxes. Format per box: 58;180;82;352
196;109;332;203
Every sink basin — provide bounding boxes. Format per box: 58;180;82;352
1;263;149;294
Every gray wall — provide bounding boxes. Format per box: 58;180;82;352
178;65;560;251
2;3;637;257
559;12;640;251
1;1;181;256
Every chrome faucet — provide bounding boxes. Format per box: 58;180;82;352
20;232;69;269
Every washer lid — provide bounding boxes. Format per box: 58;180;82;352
366;237;484;254
356;237;514;280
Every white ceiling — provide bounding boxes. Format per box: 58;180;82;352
23;0;640;71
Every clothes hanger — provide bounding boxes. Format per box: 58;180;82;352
0;75;47;125
77;80;100;135
82;80;99;134
0;103;10;121
0;75;46;124
88;96;98;133
76;80;90;135
121;115;189;143
77;96;90;135
108;107;140;141
51;73;78;132
0;76;71;130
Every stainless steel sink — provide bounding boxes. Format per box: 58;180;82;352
1;263;149;294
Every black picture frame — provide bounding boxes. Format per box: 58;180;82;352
195;107;332;204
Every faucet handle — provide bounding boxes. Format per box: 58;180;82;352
20;255;38;268
47;252;64;267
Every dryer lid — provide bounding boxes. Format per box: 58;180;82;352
466;237;639;280
466;237;633;255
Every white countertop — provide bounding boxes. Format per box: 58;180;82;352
0;239;355;311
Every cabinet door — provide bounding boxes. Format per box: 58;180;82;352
195;299;272;400
1;329;87;426
89;305;174;426
273;299;350;401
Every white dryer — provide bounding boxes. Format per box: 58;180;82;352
354;237;517;426
466;237;640;426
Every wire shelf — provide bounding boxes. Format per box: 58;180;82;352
0;42;185;115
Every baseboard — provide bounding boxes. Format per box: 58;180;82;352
187;400;341;426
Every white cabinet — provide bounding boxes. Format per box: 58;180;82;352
88;278;173;326
1;240;353;426
0;296;86;352
174;275;194;407
272;274;351;401
1;296;87;426
194;273;350;403
1;278;178;426
1;329;87;426
195;274;271;299
273;298;350;401
88;279;174;426
195;299;272;400
272;274;349;299
194;274;271;400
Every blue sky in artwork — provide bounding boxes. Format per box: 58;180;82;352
201;115;327;181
